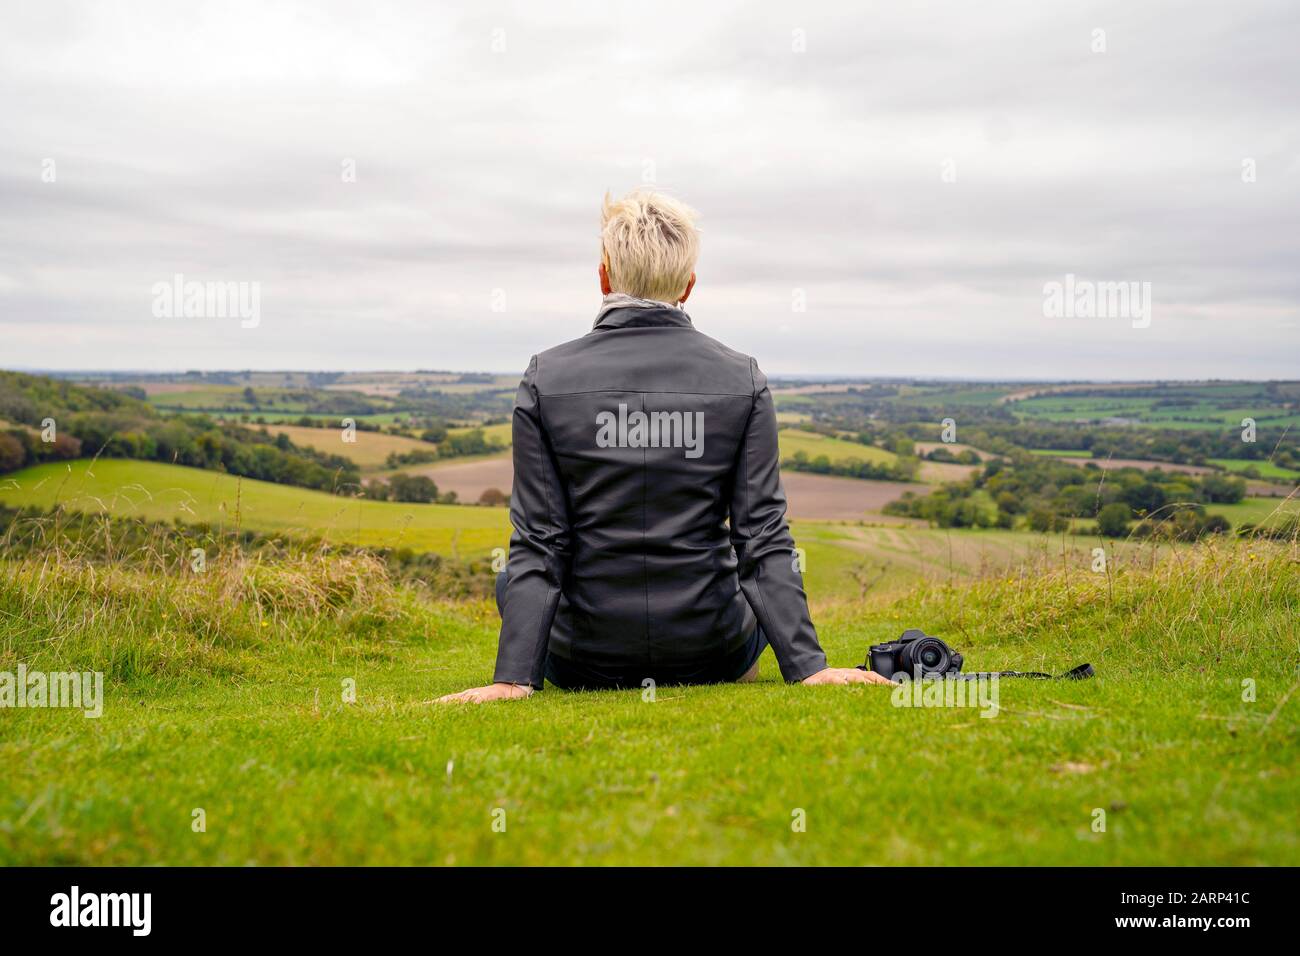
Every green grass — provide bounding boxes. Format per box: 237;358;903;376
0;539;1295;865
1;458;1218;602
0;459;511;557
893;386;1015;407
1012;390;1300;431
788;522;1137;600
264;424;440;471
449;421;512;446
1209;459;1300;481
1;459;1154;600
246;411;439;426
778;429;896;466
1204;496;1299;529
1030;449;1091;458
150;385;393;414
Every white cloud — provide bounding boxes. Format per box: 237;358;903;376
0;0;1296;377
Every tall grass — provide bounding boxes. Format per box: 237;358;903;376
0;505;421;681
883;534;1300;674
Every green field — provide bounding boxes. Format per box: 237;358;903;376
1210;458;1300;481
1202;496;1299;529
150;385;396;414
247;411;441;426
267;424;440;471
893;385;1014;407
778;429;896;467
449;421;512;446
1;538;1294;865
1011;388;1300;430
1;459;1129;600
784;520;1164;600
0;460;511;558
1030;449;1091;458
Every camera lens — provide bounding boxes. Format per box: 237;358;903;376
901;637;950;676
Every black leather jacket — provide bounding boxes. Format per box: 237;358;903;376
493;303;827;687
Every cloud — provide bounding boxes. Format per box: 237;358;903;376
0;0;1296;377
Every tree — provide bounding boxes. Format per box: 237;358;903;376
361;480;391;501
1096;502;1131;537
478;487;510;507
1028;507;1069;533
1200;473;1246;504
1123;481;1166;515
0;432;26;473
387;473;439;503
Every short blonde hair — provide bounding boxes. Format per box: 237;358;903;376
600;188;700;302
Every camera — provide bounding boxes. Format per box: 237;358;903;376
865;628;964;680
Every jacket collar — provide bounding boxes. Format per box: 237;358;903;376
593;293;694;330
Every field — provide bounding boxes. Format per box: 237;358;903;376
1;538;1295;866
248;411;435;426
0;460;511;557
266;424;439;471
0;459;1180;601
1210;458;1300;481
777;521;1169;600
781;474;923;521
1008;385;1300;430
913;441;998;461
408;455;928;522
777;429;897;466
449;421;512;446
1198;496;1299;530
3;373;1299;867
892;385;1014;407
1057;457;1213;475
148;386;380;414
409;455;515;504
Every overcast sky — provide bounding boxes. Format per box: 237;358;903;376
1;0;1297;379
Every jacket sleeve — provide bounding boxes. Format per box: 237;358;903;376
492;356;571;688
729;359;828;682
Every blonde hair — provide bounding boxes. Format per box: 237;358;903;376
600;188;700;303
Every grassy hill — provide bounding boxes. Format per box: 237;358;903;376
1198;496;1299;529
450;421;511;447
0;459;510;557
1010;389;1300;430
1;459;1165;600
0;536;1294;865
777;429;896;466
264;424;439;472
1209;458;1300;481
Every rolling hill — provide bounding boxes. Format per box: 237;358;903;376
264;424;438;471
1;458;1200;602
777;428;897;466
0;459;510;557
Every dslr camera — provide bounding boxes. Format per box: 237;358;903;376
866;628;964;680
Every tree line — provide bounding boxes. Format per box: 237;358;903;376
0;371;360;493
884;453;1246;539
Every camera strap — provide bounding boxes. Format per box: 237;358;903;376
960;663;1095;681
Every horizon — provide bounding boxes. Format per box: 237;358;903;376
11;366;1297;385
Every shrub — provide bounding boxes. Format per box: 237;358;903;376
1096;502;1131;537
